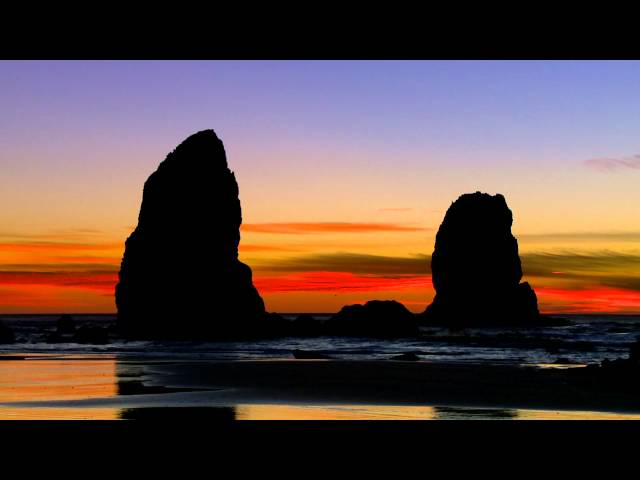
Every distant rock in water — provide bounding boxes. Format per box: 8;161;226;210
422;192;540;327
115;130;266;339
0;320;15;344
292;349;332;359
573;338;640;393
56;314;76;335
630;338;640;363
291;314;323;337
46;314;76;344
390;352;422;361
72;325;109;344
326;300;418;338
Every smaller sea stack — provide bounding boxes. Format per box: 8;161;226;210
326;300;418;337
422;192;540;327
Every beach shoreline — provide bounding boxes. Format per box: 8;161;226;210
1;354;639;419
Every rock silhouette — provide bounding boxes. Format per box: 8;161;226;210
422;192;540;327
291;314;323;337
390;352;422;361
292;349;332;359
115;129;266;339
326;300;418;337
573;338;640;394
72;324;109;344
631;338;640;363
45;315;74;344
0;320;15;344
56;314;76;334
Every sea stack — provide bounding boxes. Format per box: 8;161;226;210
326;300;418;337
115;130;266;339
422;192;539;328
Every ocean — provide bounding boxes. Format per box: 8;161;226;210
1;314;639;420
1;313;638;365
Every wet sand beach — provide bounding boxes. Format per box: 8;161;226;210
1;354;639;420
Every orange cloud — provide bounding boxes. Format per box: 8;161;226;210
536;286;640;313
238;244;301;253
241;222;429;234
0;270;117;293
0;241;122;253
1;232;639;314
254;271;432;293
254;252;429;275
0;285;115;313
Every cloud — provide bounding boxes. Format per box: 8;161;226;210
0;241;122;253
252;252;432;297
1;238;639;313
254;252;430;275
254;271;432;293
241;222;429;234
584;154;640;172
536;286;640;313
520;251;640;292
518;231;640;243
0;261;119;293
251;250;640;307
239;244;302;253
521;250;640;275
0;270;118;292
0;263;119;272
0;229;107;242
252;250;640;291
0;286;65;309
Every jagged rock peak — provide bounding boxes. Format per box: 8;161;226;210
115;129;266;340
156;129;229;171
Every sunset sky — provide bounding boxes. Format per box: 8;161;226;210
1;60;640;314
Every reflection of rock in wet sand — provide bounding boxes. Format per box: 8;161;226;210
433;406;518;420
3;356;640;419
119;406;236;421
0;320;15;344
111;358;640;415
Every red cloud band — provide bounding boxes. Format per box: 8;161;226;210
253;271;432;293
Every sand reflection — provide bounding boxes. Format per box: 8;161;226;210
2;355;640;420
0;355;119;420
235;404;439;420
234;404;640;420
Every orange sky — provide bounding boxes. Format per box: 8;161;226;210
2;61;640;314
1;221;640;314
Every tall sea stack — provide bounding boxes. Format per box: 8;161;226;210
115;130;266;339
423;192;539;327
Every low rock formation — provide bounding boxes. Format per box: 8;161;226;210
115;129;266;339
0;320;15;344
72;325;109;344
390;352;422;361
422;192;540;327
56;314;76;335
571;338;640;394
631;339;640;363
291;314;323;337
292;349;332;359
326;300;418;337
252;312;291;338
